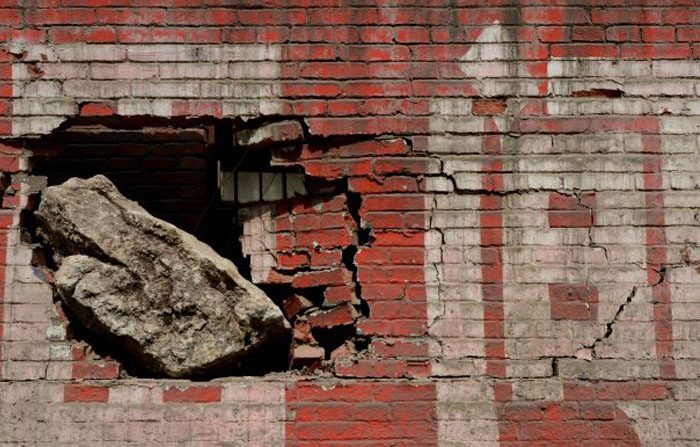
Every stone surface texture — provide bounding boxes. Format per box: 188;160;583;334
35;175;289;378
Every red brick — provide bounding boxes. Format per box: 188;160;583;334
572;26;605;41
72;362;120;380
678;26;700;41
373;158;431;176
344;81;411;98
0;8;21;25
358;266;424;284
335;359;407;378
286;382;437;445
290;344;324;370
79;101;116;116
300;139;408;160
606;26;641;42
296;228;354;249
64;384;109;403
163;386;222;403
307;304;358;329
472;99;507;116
522;7;589;24
300;62;367;79
395;27;430;43
371;231;424;247
323;285;357;305
49;27;85;43
641;26;676;42
592;8;663;25
621;43;692;59
283;82;343;98
282;294;314;319
551;44;620;58
302;159;372;179
361;194;425;212
291;268;352;289
537;26;570;42
549;284;599;321
86;27;117;42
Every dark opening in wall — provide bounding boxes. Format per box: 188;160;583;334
25;118;296;378
22;116;373;379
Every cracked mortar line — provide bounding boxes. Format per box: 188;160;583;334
581;285;638;360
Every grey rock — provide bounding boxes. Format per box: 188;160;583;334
35;175;290;378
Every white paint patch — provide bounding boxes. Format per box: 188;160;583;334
9;43;284;137
0;379;287;445
436;380;499;447
240;203;278;284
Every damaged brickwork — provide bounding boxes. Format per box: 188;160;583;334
0;2;699;446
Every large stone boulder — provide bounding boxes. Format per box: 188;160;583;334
35;175;290;378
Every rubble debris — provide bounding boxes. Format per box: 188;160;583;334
35;175;290;378
233;120;304;148
290;344;325;370
282;294;314;319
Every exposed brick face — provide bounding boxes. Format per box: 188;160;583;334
0;2;698;446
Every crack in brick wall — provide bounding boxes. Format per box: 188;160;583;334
0;2;698;446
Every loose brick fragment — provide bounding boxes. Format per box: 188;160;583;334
308;304;359;329
291;344;325;370
282;294;314;319
234;120;304;147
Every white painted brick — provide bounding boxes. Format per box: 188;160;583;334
459;61;530;79
549;80;624;97
200;82;273;98
548;59;652;78
62;80;130;98
512;379;562;401
159;63;228;79
126;45;201;62
652;60;700;78
258;99;284;115
662;135;698;153
200;45;281;61
130;82;200;98
17;81;62;98
55;44;126;62
11;117;66;137
221;100;262;117
90;63;158;80
229;61;280;79
479;79;542;97
452;173;483;191
429;98;472;115
12;98;76;116
116;99;153;116
612;98;652;115
558;359;660;379
662;116;700;134
553;134;625;154
626;81;695;97
37;62;90;80
546;98;614;115
427;135;482;154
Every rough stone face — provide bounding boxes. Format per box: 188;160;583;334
35;175;290;378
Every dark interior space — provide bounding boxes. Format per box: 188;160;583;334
25;120;294;378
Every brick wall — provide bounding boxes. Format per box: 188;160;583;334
1;2;699;446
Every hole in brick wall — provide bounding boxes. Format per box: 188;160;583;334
21;118;293;378
16;115;373;379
